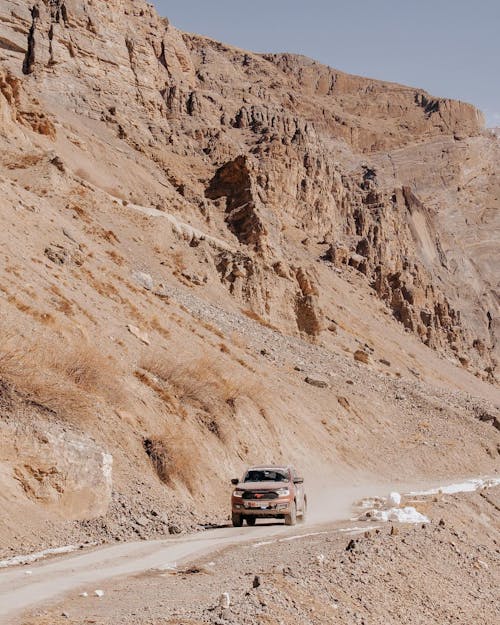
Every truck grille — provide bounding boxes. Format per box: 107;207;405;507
242;490;278;500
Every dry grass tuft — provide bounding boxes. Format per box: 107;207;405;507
241;308;278;330
143;436;170;483
139;350;262;414
143;433;197;492
0;327;125;420
171;250;187;273
140;353;223;411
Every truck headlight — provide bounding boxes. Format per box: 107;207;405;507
233;489;244;497
276;488;290;496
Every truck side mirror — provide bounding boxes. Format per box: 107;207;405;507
293;477;304;484
231;478;239;485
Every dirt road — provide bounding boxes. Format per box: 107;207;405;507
2;477;498;625
0;519;368;624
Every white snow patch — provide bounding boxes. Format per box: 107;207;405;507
369;506;429;524
156;562;178;571
280;531;329;542
252;540;275;549
337;526;379;533
254;526;379;548
0;544;89;569
388;492;401;506
407;476;500;497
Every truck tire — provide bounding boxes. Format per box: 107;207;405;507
232;513;243;527
285;501;297;526
246;516;256;526
298;497;307;523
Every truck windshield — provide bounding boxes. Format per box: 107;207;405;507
244;470;288;482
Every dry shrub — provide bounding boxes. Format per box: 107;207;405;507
139;351;262;413
54;344;123;400
102;186;128;202
0;328;125;420
172;250;187;273
105;249;125;266
143;436;170;482
150;316;171;339
143;433;197;493
199;320;225;340
140;353;222;411
241;308;277;330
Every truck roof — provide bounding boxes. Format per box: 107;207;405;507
247;465;289;471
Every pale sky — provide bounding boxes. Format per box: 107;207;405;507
152;0;499;127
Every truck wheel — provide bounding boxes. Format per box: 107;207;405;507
285;501;297;526
299;498;307;523
246;517;256;526
232;513;243;527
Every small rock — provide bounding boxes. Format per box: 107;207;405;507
79;592;88;597
219;592;231;608
379;358;391;366
45;243;69;265
132;271;154;291
127;324;150;345
181;270;206;286
94;589;105;597
62;227;78;243
50;155;65;172
439;518;446;527
305;376;328;388
316;553;325;565
252;575;261;588
390;525;399;536
168;524;182;535
346;539;356;552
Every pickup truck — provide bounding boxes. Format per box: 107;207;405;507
230;465;307;527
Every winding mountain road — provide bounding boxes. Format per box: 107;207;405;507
0;520;357;624
2;476;497;624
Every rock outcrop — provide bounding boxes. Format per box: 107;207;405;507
0;0;495;373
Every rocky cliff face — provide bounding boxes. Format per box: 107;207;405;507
0;0;498;551
4;0;492;374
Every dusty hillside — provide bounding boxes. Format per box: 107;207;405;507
0;0;499;556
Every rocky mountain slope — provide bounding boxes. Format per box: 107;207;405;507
0;0;498;555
